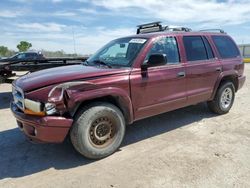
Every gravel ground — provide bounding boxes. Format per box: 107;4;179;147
0;65;249;188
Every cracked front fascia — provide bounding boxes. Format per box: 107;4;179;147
48;81;98;114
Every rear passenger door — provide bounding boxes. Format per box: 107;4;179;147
183;36;221;105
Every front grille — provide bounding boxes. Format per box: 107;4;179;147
12;85;24;111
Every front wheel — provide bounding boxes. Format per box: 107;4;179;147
207;82;235;114
70;102;125;159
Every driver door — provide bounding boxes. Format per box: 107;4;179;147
130;36;187;120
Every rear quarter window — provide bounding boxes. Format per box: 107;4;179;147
212;36;240;59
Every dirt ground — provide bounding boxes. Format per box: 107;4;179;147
0;65;250;188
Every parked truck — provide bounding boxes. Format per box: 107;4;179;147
0;51;88;83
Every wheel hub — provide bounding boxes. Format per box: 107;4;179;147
89;117;115;147
94;121;111;141
220;87;233;109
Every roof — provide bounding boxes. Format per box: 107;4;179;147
126;30;228;39
127;21;228;39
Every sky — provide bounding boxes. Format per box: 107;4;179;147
0;0;250;54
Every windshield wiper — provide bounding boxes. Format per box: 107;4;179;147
92;59;112;68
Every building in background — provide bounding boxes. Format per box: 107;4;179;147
238;44;250;63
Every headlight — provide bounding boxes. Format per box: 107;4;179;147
45;103;57;115
23;99;45;116
23;99;57;116
24;99;42;113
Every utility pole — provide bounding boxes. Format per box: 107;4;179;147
72;26;77;55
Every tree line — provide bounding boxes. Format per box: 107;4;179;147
0;41;80;58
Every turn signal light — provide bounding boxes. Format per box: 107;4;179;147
24;109;46;116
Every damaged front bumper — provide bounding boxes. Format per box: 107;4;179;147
11;102;73;143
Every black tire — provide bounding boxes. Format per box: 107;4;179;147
207;81;235;114
70;102;125;159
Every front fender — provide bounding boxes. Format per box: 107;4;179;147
48;82;133;124
68;87;133;124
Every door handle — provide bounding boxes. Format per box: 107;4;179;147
177;72;186;78
216;67;222;72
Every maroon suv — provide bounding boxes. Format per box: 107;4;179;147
11;22;245;159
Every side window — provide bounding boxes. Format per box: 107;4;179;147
27;53;35;58
203;37;214;59
183;36;207;61
146;37;179;64
17;53;26;59
212;36;240;59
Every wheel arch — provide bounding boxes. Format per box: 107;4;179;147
211;72;238;100
69;88;134;124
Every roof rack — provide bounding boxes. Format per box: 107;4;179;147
166;26;192;32
136;21;191;34
136;21;164;34
199;29;226;33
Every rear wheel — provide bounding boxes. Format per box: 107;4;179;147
70;102;125;159
208;82;235;114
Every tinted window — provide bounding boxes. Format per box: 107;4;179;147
17;53;26;59
183;36;207;61
146;37;179;64
212;36;240;59
203;37;214;59
27;53;36;58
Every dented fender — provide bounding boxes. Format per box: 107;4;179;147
48;81;98;114
47;81;133;123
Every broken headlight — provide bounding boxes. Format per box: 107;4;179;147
45;103;57;115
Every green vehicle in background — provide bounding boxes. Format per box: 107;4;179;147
238;44;250;63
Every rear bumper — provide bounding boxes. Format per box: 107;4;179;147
11;102;73;143
238;75;246;90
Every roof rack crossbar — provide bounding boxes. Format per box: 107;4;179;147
136;21;192;34
166;26;192;32
199;29;225;33
137;21;162;28
137;21;164;34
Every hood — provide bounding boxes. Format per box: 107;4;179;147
15;65;130;92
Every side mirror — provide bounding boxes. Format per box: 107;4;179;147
141;54;166;70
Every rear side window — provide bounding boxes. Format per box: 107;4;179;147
183;36;207;61
212;36;240;59
203;37;214;59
